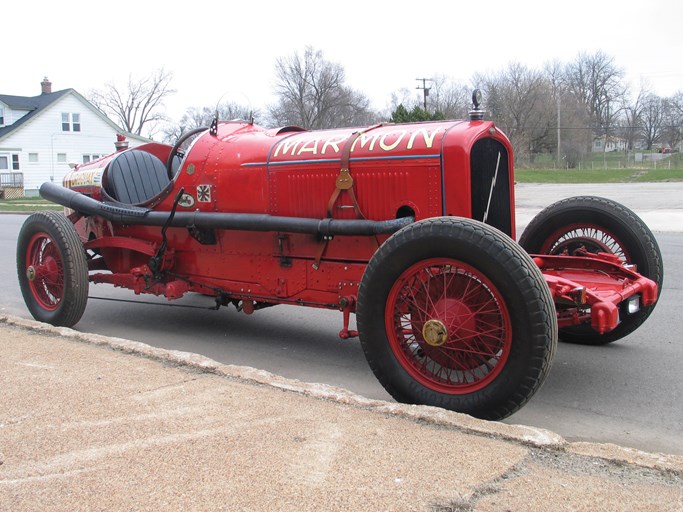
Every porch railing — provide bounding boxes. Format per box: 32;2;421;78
0;172;23;188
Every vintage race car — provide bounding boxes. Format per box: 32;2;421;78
17;93;662;420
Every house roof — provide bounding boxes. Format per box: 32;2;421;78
0;88;150;143
0;89;72;139
593;135;626;143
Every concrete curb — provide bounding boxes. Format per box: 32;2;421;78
2;313;681;477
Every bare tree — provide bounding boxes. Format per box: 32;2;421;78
662;91;683;150
558;92;593;167
640;93;665;150
386;77;469;121
161;102;257;144
542;59;593;166
618;86;646;151
388;88;417;110
564;51;626;138
268;46;378;129
89;68;176;138
474;63;555;164
181;102;256;130
427;75;471;119
543;59;567;98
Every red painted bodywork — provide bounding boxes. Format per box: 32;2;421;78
62;120;656;336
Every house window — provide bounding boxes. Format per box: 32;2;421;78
0;107;4;126
61;112;81;132
12;154;19;170
82;154;102;163
57;153;67;163
29;153;39;163
0;155;8;170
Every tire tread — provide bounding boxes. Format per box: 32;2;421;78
358;217;557;420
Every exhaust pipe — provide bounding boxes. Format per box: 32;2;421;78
40;182;413;236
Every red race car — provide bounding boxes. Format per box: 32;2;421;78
17;92;661;420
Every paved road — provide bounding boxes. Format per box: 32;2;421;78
2;183;682;455
515;182;683;234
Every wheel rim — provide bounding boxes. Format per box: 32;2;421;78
25;232;64;311
385;258;512;394
540;223;630;262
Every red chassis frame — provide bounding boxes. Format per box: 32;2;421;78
76;216;657;339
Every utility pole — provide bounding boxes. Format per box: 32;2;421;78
416;78;432;111
557;93;561;167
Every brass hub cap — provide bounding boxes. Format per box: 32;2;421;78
422;319;448;347
26;266;37;282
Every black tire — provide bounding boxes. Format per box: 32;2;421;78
518;196;663;345
17;211;89;327
357;217;558;420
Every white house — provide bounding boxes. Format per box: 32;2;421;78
0;78;149;196
592;135;628;153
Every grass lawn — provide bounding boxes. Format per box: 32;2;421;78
518;150;683;183
514;167;683;183
0;196;64;213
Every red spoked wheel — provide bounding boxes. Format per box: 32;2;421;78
519;196;663;345
537;223;629;261
25;232;65;311
386;259;511;394
357;217;557;420
17;211;88;327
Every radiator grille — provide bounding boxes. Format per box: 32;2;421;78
470;139;512;236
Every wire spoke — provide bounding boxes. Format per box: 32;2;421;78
388;258;511;391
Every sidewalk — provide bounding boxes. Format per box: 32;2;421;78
1;315;681;511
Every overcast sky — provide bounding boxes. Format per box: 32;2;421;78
4;0;681;123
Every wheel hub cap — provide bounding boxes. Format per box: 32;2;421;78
422;319;448;347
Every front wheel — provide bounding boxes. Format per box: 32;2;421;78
518;196;663;345
357;217;558;420
17;211;89;327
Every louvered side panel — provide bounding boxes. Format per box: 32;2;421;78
352;170;409;220
269;160;441;220
270;169;337;218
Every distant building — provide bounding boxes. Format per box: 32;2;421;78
0;77;148;196
592;135;628;153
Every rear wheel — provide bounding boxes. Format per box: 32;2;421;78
357;217;557;420
17;211;89;327
518;196;663;345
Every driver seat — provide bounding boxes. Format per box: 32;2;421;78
104;149;170;204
